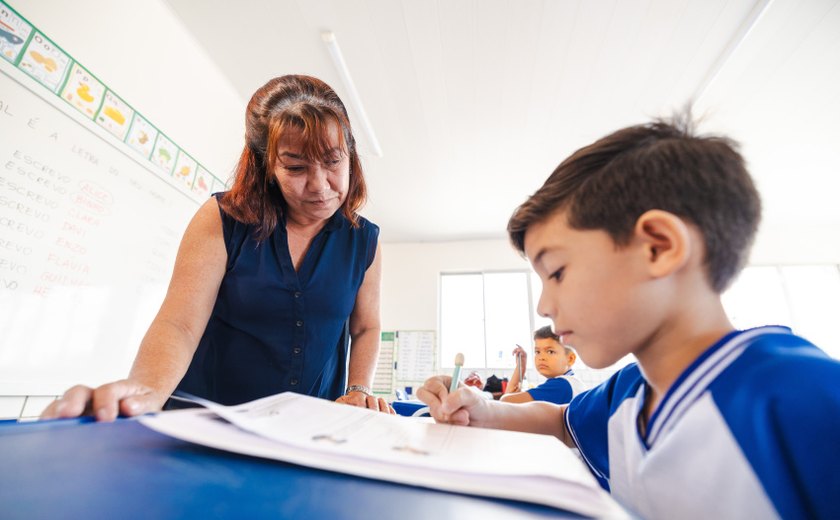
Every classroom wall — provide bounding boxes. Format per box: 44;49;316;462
7;221;840;419
380;222;840;337
6;0;840;419
0;0;244;419
12;0;245;178
380;239;528;332
751;220;840;265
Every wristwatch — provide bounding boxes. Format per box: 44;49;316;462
345;384;371;396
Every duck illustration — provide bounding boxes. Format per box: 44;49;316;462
76;83;94;102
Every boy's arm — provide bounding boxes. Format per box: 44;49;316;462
505;345;527;393
499;390;534;403
417;375;574;446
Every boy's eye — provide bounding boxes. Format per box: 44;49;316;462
548;267;565;282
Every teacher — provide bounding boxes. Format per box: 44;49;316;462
42;75;390;420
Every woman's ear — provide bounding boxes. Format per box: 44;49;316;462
633;209;692;279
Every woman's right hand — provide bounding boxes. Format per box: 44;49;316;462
39;380;166;422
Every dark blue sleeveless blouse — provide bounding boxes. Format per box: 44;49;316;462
174;192;379;405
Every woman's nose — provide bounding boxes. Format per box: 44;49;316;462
308;165;330;192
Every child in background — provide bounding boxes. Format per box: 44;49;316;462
418;114;840;519
501;326;584;404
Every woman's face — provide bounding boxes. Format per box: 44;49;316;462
272;123;350;224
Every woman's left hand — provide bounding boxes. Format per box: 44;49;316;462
336;391;395;414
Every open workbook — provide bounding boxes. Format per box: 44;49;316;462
140;392;627;518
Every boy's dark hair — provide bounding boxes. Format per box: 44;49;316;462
534;325;574;354
534;325;559;342
507;113;761;293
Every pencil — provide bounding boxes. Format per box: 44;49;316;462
449;353;464;393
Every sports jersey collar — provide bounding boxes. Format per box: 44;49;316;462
639;325;792;448
551;370;575;379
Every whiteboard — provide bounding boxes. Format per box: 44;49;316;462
0;59;203;394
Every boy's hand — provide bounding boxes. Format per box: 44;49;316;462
512;345;528;368
463;371;484;389
417;375;493;427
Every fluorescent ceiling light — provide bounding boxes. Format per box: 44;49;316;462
692;0;774;102
321;31;383;158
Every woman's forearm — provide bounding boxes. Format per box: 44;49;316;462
346;326;381;390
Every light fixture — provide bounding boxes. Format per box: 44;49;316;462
321;31;383;158
692;0;773;102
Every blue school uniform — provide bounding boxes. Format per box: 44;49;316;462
565;326;840;520
527;370;585;405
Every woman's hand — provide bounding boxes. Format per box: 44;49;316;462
39;380;166;422
336;391;395;414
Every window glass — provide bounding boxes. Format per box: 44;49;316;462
440;274;485;369
483;272;532;369
780;265;840;359
441;265;839;379
722;266;791;329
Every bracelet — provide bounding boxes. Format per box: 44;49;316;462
345;384;371;396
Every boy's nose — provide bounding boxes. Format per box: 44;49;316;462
536;290;553;321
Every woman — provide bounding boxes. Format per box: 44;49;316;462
42;75;391;421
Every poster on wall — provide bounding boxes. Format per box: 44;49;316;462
125;112;158;159
0;2;33;64
18;31;70;92
60;62;104;118
372;331;396;396
96;89;133;141
395;330;436;383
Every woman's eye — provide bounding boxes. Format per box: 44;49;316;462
548;267;565;282
285;165;305;173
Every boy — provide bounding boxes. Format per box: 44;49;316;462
501;325;585;404
418;115;840;519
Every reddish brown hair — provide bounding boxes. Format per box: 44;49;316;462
219;75;367;239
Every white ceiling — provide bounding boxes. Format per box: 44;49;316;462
162;0;840;243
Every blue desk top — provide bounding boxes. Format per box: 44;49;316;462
0;417;585;519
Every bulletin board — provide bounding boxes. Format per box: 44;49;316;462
394;330;436;386
372;330;436;398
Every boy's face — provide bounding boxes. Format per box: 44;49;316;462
533;338;573;378
525;210;664;369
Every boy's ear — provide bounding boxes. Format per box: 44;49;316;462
567;350;576;366
633;209;691;278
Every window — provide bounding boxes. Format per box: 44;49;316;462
440;264;840;386
722;265;840;359
440;272;532;369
